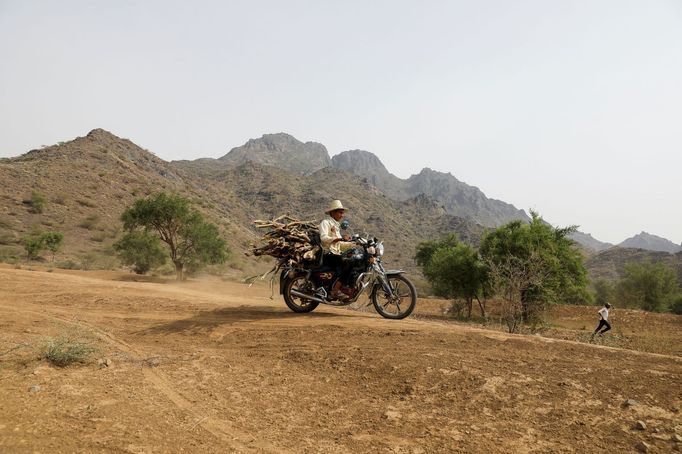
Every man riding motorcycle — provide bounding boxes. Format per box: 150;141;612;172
318;200;355;300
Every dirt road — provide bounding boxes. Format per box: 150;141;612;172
1;266;681;453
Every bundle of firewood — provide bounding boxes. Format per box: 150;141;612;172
249;215;321;266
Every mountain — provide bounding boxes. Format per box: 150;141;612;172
585;247;682;286
618;232;682;254
568;231;612;253
0;129;486;275
331;151;529;227
330;150;407;198
219;133;330;175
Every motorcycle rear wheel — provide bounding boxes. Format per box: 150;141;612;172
371;274;417;320
283;276;320;313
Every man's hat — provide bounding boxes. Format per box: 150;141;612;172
325;200;345;214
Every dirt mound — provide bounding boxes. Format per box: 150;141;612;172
1;265;681;453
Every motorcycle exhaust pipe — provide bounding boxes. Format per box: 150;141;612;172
290;289;328;304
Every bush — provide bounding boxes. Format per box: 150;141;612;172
23;191;46;214
76;198;97;208
113;231;166;274
24;235;45;260
78;214;100;230
616;261;678;312
41;333;96;367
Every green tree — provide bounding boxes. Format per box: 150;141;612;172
416;234;489;318
23;235;45;260
592;279;614;307
479;211;589;322
616;260;679;312
113;231;167;274
120;193;228;280
671;295;682;315
41;231;64;262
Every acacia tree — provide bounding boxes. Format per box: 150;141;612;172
416;234;489;318
479;211;589;323
120;193;228;280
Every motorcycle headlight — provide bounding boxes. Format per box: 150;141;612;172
376;242;384;257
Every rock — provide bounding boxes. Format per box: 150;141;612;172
673;434;682;443
97;358;112;368
635;441;651;452
382;410;402;421
634;420;647;430
623;399;639;408
28;385;41;393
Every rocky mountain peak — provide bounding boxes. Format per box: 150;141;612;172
331;150;392;177
219;133;330;175
618;232;681;253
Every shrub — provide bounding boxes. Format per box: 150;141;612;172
25;191;46;214
76;198;97;208
40;334;96;367
24;235;45;260
113;231;166;274
41;231;64;261
78;214;100;230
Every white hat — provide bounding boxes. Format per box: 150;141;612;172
325;199;346;214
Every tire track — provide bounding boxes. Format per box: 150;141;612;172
0;302;285;454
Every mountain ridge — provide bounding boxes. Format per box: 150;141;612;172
617;231;681;254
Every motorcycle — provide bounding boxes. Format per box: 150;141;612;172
278;226;417;320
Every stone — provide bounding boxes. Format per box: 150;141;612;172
623;399;639;408
673;434;682;443
382;410;402;421
97;358;112;368
635;441;651;452
28;385;41;393
634;420;647;430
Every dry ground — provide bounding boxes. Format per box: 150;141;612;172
1;264;681;453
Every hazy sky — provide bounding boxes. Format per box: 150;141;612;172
1;1;681;245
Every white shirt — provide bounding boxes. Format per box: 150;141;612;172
319;217;353;255
598;307;609;321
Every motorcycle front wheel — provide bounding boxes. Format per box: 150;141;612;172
282;276;320;313
371;274;417;320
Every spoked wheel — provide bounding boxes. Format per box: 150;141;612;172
371;274;417;319
283;276;320;313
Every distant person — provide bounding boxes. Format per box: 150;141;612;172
319;200;354;300
591;303;612;339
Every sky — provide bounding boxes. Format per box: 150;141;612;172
1;0;681;245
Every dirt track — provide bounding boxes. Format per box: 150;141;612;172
1;266;681;453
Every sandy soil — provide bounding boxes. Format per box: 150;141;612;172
1;265;681;453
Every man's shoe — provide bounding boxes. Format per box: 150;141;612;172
331;290;350;301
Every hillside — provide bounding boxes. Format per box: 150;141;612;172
184;135;531;229
585;247;682;285
0;129;484;274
